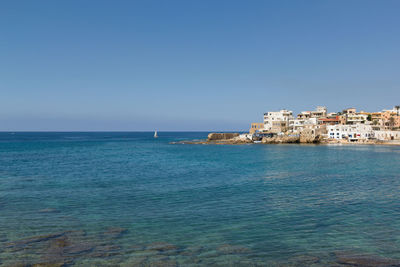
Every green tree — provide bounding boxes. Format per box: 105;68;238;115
367;114;372;121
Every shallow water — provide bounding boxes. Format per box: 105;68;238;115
1;132;400;266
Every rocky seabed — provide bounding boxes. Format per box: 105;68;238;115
1;229;400;266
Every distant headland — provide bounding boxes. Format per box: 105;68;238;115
174;106;400;145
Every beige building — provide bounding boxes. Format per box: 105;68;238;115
382;110;400;129
263;110;294;132
311;106;327;118
343;108;357;114
346;113;368;125
361;107;400;129
297;106;327;119
249;123;263;134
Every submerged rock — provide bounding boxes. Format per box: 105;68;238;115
103;227;127;239
32;263;67;267
5;232;67;250
90;244;121;258
287;254;320;266
121;256;148;267
64;242;94;255
50;236;70;249
216;244;251;255
145;255;178;267
0;233;7;243
145;242;179;253
2;263;31;267
335;251;400;267
179;246;205;256
38;231;95;266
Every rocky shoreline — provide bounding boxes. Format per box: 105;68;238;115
171;132;322;145
171;133;400;146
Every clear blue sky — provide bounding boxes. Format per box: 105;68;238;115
1;0;399;131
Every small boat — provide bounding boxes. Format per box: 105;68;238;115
154;130;158;138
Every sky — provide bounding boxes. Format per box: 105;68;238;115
1;0;399;131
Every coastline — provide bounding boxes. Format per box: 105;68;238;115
172;140;400;146
171;132;400;146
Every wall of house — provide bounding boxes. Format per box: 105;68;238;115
249;123;264;134
374;131;400;140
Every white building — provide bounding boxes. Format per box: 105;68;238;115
327;124;374;141
292;118;318;132
263;110;294;132
374;130;400;141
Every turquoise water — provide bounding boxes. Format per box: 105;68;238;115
1;132;400;266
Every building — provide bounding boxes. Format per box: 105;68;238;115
258;106;400;140
299;125;327;141
327;124;374;141
297;111;311;120
340;108;369;125
249;123;264;134
343;108;357;114
346;113;368;125
383;106;400;115
293;118;318;132
297;106;327;119
318;116;341;125
374;130;400;141
362;107;400;130
381;109;400;129
311;106;327;118
263;110;294;133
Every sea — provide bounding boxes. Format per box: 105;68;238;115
1;132;400;266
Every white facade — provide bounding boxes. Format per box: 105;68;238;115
327;124;374;141
374;130;400;141
263;110;294;131
292;118;318;132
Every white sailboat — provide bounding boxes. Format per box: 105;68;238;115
154;130;158;138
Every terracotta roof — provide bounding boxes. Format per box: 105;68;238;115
319;118;340;122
